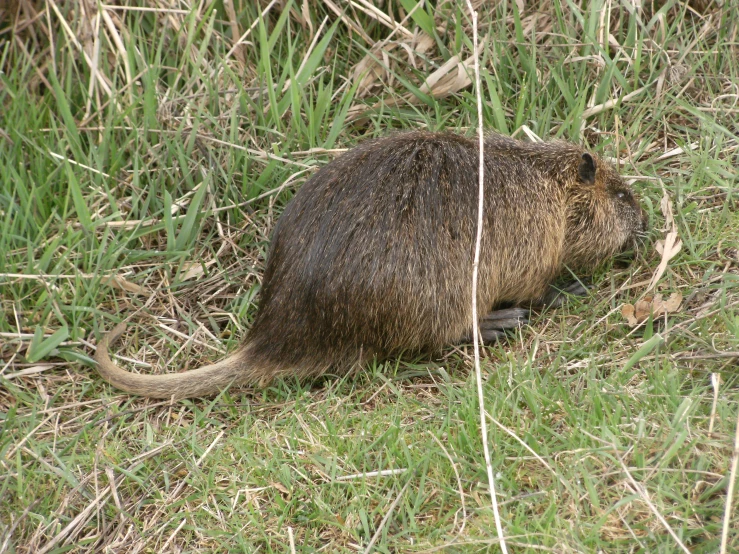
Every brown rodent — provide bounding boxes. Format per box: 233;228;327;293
94;131;648;399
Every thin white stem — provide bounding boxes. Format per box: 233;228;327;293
618;457;691;554
464;3;509;553
720;406;739;553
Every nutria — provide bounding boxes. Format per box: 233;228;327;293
94;131;648;399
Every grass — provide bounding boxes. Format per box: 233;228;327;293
1;0;738;551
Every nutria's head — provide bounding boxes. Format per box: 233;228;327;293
562;151;649;269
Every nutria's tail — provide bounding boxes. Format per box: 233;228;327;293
94;323;250;399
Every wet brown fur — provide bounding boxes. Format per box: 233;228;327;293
94;131;648;399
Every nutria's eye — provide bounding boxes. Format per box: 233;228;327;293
614;190;631;201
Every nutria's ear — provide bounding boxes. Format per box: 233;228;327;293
578;153;596;185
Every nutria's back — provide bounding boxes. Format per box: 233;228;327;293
94;131;648;398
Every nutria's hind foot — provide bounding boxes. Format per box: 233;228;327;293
540;280;591;308
461;307;530;344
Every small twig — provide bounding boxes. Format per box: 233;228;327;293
38;485;112;554
488;415;574;495
678;352;739;360
709;373;720;437
98;4;190;13
362;479;411;554
211;167;315;213
4;415;55;460
161;518;187;551
0;500;39;552
47;0;113;97
416;537;550;553
166;431;225;501
288;526;297;554
100;7;132;102
616;457;691;554
335;468;407;481
644;184;681;295
48;150;111;178
656;142;700;160
322;0;373;43
82;10;101;120
222;0;281;64
282;16;329;93
223;0;245;65
431;433;467;536
581;80;656;119
3;364;58;380
720;406;739;554
105;467;125;521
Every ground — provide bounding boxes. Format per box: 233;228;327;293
1;0;738;552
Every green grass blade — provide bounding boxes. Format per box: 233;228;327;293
26;325;69;363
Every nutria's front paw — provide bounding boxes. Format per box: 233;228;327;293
460;307;529;344
541;280;591;308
